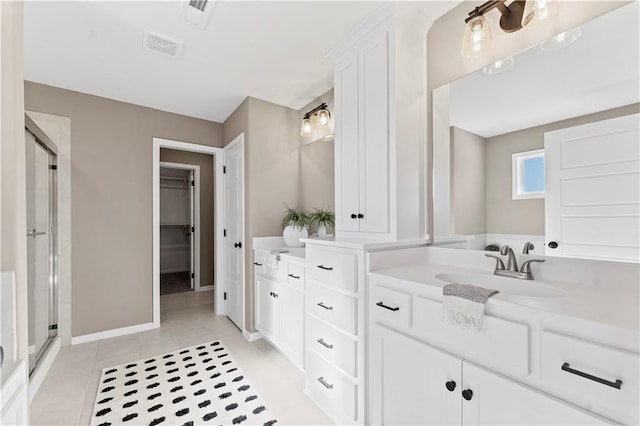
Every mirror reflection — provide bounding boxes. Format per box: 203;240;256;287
432;2;639;262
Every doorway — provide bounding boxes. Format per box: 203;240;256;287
25;121;58;375
152;138;228;328
159;162;198;294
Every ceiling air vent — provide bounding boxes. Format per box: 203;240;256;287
143;30;183;58
183;0;213;26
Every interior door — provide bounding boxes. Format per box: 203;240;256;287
224;138;244;329
545;113;640;261
189;170;195;290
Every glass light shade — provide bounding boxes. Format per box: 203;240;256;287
300;117;313;137
317;109;331;126
461;16;493;58
540;27;581;50
521;0;560;27
483;56;515;75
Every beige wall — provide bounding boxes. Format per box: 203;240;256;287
160;149;216;287
222;96;299;332
24;82;223;337
298;89;335;215
1;1;28;362
451;126;486;235
486;103;640;235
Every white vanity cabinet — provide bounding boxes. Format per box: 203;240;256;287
368;273;636;425
253;250;305;369
332;5;428;241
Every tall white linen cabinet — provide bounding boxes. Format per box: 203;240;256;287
303;5;434;425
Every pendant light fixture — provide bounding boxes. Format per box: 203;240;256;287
522;0;560;27
461;16;493;58
300;103;332;137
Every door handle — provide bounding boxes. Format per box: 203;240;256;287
357;213;364;219
234;242;242;248
462;389;473;401
350;213;357;219
254;262;262;266
26;229;47;238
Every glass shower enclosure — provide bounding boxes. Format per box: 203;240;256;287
25;117;58;375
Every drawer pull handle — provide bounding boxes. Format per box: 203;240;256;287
254;262;262;266
561;362;623;390
317;302;334;311
288;274;300;279
376;301;400;312
317;338;334;349
317;265;334;271
317;376;334;390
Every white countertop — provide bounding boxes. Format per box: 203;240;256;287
370;262;640;334
301;236;428;251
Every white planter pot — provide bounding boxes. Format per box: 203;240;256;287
317;223;328;238
283;225;308;247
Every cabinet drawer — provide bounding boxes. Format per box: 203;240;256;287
307;283;357;335
306;350;357;422
371;285;411;330
541;330;639;422
287;263;305;289
307;246;357;292
413;296;529;376
307;315;357;377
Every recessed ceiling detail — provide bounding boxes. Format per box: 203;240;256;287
143;30;183;57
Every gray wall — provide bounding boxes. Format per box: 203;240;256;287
485;103;640;235
451;126;486;235
24;81;223;337
298;89;335;215
222;96;299;332
160;149;216;287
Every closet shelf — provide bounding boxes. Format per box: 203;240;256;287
160;223;191;228
160;244;190;250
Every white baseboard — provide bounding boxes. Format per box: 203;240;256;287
29;337;61;403
243;330;262;342
196;285;214;292
71;322;156;345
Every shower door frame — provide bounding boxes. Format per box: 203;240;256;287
25;114;59;375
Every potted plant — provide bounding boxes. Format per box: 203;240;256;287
281;205;309;247
309;207;335;238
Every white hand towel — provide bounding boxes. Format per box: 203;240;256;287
267;254;278;270
442;283;499;331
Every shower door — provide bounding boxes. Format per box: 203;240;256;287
25;127;58;375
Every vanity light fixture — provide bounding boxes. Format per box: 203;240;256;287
483;55;515;74
461;0;557;58
300;102;331;137
540;27;581;50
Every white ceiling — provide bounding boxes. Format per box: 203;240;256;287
449;2;640;138
24;1;391;122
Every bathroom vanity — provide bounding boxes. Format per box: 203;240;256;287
368;247;639;425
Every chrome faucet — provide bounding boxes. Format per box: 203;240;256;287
485;245;545;280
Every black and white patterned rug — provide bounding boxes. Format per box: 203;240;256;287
90;340;277;426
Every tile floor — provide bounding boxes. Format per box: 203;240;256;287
29;290;334;425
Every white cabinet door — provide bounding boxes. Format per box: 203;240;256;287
371;325;462;425
334;52;361;233
358;29;390;234
255;275;278;342
461;362;610;425
278;284;304;368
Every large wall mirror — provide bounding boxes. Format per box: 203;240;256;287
431;2;639;263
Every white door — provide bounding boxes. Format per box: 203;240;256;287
358;29;390;234
461;361;610;425
334;52;361;232
371;325;462;425
277;284;304;367
255;275;278;342
545;113;640;261
189;170;195;290
224;136;244;329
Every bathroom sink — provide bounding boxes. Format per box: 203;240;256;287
435;273;566;299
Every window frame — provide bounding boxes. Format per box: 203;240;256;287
512;148;545;200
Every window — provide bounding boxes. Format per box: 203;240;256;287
512;149;545;200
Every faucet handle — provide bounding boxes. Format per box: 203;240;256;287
485;254;506;271
522;242;535;254
520;259;545;274
499;245;511;256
